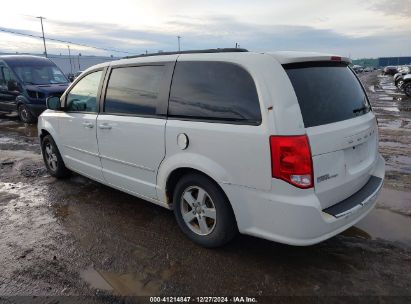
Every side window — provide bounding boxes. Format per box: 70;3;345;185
168;61;261;124
0;67;15;87
3;67;14;82
104;66;165;116
66;70;102;112
0;67;5;86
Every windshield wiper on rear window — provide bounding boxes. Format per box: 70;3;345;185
353;105;370;114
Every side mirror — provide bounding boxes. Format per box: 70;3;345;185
46;96;61;110
7;80;20;92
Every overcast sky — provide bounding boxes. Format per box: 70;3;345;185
0;0;410;58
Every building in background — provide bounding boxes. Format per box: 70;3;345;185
352;56;411;68
0;52;118;76
378;57;411;67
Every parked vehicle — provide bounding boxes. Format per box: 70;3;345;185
68;71;84;82
38;49;385;247
363;67;373;72
394;66;410;88
352;65;363;73
402;74;411;96
383;66;398;76
0;55;69;122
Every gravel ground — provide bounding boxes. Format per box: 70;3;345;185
0;70;410;303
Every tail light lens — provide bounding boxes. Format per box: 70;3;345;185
270;135;313;189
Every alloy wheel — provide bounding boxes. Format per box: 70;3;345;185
180;186;217;236
44;142;58;171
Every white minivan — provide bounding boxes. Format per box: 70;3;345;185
38;49;385;247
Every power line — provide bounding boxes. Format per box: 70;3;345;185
0;27;133;54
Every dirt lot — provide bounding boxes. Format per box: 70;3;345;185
0;71;410;302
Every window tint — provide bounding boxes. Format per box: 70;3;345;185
169;61;261;124
13;65;67;85
0;67;16;87
66;70;102;112
104;66;164;116
284;62;369;128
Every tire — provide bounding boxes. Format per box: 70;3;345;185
173;173;237;247
404;83;411;97
18;104;36;123
41;135;70;178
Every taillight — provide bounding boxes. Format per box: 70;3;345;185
331;56;342;61
270;135;313;189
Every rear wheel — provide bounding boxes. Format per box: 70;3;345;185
404;83;411;97
18;104;36;123
41;135;70;178
173;173;237;247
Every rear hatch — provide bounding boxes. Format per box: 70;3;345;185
284;61;379;209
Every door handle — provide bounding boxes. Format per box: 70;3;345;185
99;123;112;130
82;122;94;128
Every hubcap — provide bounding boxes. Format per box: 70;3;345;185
20;107;29;122
180;186;217;236
44;143;58;171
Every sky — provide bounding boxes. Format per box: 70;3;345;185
0;0;410;59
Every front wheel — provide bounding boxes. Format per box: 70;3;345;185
404;83;411;97
173;173;237;247
41;135;70;178
18;104;36;123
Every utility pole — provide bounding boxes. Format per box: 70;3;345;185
67;45;73;75
177;36;181;52
36;16;47;57
78;53;81;71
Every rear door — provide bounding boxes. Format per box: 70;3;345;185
97;62;175;200
284;61;379;209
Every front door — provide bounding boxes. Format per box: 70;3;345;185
59;70;105;182
0;66;19;112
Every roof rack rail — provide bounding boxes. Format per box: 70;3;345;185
124;48;248;59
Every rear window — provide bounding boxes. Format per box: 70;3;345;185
284;62;369;128
169;61;261;125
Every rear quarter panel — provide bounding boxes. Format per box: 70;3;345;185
157;53;299;202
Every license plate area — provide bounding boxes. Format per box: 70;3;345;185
346;142;368;166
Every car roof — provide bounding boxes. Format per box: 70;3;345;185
84;49;351;73
0;55;54;66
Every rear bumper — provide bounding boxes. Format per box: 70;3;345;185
222;154;385;246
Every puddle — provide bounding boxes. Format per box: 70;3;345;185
379;141;409;149
80;267;113;291
354;208;411;243
342;226;372;240
0;121;38;137
377;96;394;101
345;188;411;243
80;267;163;295
381;85;398;90
376;96;404;102
54;204;71;219
373;106;399;112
